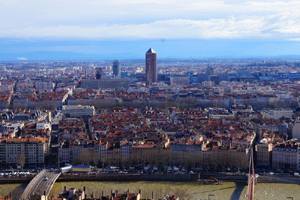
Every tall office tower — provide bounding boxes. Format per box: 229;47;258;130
145;48;157;86
206;66;214;75
112;60;121;78
95;67;103;79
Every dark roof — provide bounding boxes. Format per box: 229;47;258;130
146;48;156;54
72;165;91;169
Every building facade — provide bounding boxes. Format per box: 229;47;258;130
145;48;157;86
81;79;129;90
0;138;48;166
95;68;103;80
256;142;273;168
113;60;121;78
62;105;96;117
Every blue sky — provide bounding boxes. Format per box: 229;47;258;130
1;0;300;60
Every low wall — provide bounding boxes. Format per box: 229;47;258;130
0;176;33;184
258;175;300;184
58;173;198;182
200;172;247;182
3;173;300;184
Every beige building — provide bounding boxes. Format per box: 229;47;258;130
255;140;272;168
0;137;49;166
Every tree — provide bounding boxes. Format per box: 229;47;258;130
16;154;26;170
71;149;99;166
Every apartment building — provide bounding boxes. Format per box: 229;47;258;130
62;105;95;117
0;137;48;166
35;81;55;92
272;143;299;171
255;140;273;168
261;109;293;120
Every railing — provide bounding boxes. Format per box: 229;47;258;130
247;146;255;200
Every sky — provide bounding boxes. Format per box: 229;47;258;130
1;0;300;60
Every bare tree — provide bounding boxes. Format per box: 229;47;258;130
16;154;26;170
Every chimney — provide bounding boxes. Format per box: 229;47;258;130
139;189;142;198
83;186;87;199
102;190;104;197
152;191;154;199
64;186;67;192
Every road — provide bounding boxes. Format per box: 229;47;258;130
20;169;61;200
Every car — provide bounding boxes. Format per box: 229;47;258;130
43;176;48;181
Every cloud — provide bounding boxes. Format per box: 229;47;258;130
17;57;28;60
0;13;299;40
0;0;299;40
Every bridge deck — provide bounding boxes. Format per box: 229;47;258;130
20;169;61;200
247;146;255;200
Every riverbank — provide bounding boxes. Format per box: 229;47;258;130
3;172;300;184
258;175;300;184
2;181;300;200
48;181;300;200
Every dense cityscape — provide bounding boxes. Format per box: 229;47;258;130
0;48;300;199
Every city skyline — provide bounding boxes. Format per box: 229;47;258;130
2;1;300;199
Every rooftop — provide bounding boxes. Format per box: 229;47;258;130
146;48;156;54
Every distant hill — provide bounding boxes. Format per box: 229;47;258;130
0;51;140;61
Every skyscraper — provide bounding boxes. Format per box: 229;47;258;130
95;67;102;79
112;60;121;78
145;48;157;86
206;66;214;75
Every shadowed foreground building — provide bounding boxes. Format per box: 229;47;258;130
145;48;157;86
95;68;103;80
51;187;179;200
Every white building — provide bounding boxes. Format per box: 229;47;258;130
36;121;51;131
35;81;55;92
261;109;293;120
272;144;299;170
292;121;300;140
62;105;95;117
170;76;190;86
202;81;215;87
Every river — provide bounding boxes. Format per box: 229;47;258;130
1;182;300;200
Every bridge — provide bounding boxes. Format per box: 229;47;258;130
247;146;255;200
20;169;61;200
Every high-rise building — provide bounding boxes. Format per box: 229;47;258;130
112;60;121;78
206;66;214;75
95;67;102;79
145;48;157;86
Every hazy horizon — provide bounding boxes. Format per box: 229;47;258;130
1;39;300;61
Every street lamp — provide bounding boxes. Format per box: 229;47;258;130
208;194;215;200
